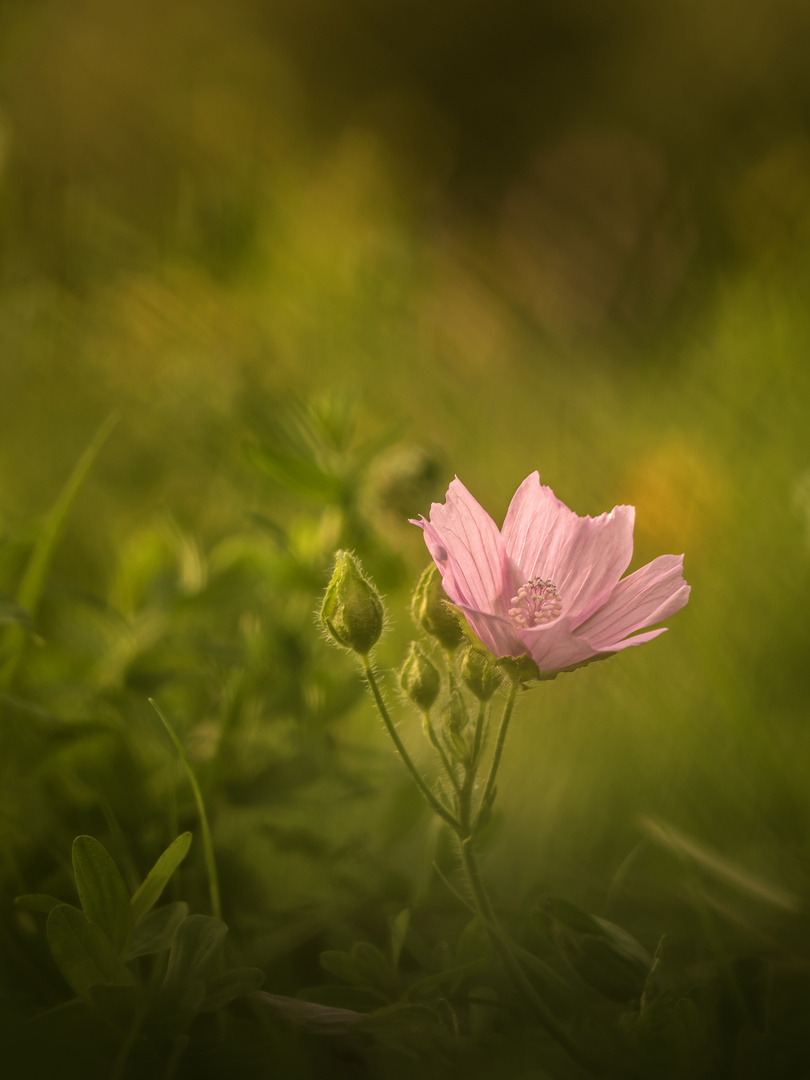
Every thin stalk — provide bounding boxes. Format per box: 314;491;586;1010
421;708;462;795
458;835;589;1068
150;699;221;920
361;658;458;829
470;700;488;768
475;674;519;831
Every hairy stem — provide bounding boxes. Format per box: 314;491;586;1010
361;658;459;829
475;674;519;830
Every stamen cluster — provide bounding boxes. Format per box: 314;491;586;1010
509;578;562;629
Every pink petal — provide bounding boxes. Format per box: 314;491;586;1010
501;473;635;620
455;605;524;658
410;478;513;614
576;554;690;649
518;616;598;671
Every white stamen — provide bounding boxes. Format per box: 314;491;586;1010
508;577;562;629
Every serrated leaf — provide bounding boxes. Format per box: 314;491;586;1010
128;902;189;959
15;893;62;914
72;836;133;957
130;832;192;924
199;967;265;1011
47;904;136;1002
164;914;227;986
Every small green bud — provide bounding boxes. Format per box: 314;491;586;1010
411;563;463;650
460;644;503;701
321;551;384;655
400;642;441;710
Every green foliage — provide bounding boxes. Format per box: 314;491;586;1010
73;835;134;956
130;832;193;924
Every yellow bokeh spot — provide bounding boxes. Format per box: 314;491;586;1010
624;439;726;552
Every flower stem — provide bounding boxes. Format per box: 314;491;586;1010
422;709;462;794
475;673;519;831
457;834;587;1066
361;658;459;829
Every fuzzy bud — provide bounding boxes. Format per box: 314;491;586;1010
411;563;463;650
400;642;441;710
460;644;503;701
321;551;384;656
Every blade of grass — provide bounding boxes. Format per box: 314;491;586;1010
149;699;221;920
0;411;119;691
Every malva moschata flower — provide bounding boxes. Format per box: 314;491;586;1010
411;472;690;675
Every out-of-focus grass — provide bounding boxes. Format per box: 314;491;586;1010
2;1;810;1054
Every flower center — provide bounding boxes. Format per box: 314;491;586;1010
508;578;562;629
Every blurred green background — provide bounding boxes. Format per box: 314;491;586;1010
2;0;810;1015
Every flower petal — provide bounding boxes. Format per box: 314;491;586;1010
518;616;598;671
410;478;513;614
501;473;635;620
576;554;690;650
455;605;524;658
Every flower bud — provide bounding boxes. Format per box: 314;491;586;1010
321;551;384;655
399;642;441;710
460;644;503;701
411;563;463;650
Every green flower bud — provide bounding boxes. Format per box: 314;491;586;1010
411;563;463;650
321;551;384;656
400;642;441;710
460;644;503;701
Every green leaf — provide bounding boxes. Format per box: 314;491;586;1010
46;904;135;1002
164;915;227;986
390;909;410;968
320;943;397;998
355;1003;449;1055
0;412;118;691
130;832;193;924
72;836;133;957
401;959;487;1003
15;893;62;914
254;991;362;1033
297;985;389;1011
455;917;491;967
129;902;189;959
199;967;265;1011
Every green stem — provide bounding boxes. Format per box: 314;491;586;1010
475;674;519;831
421;708;462;795
458;834;588;1068
150;699;222;920
470;700;488;768
361;658;459;829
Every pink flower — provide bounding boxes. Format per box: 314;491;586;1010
411;472;690;675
